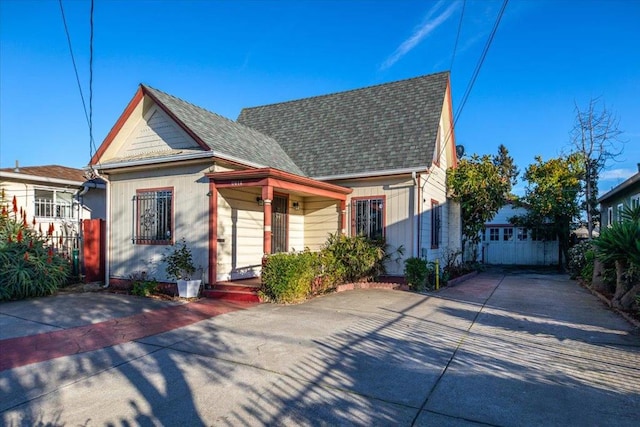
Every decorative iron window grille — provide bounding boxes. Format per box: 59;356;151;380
431;200;441;248
353;198;384;239
132;189;173;244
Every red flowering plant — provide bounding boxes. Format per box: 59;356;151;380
0;190;70;301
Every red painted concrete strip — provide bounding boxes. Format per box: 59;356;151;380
0;299;256;372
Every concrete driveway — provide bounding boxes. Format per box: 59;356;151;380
1;270;639;426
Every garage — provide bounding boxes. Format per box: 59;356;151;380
480;205;559;266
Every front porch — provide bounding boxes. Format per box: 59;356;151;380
206;168;352;286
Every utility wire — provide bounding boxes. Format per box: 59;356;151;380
449;0;466;73
454;0;509;125
58;0;89;128
89;0;95;161
419;0;509;206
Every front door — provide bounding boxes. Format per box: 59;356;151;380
271;195;288;253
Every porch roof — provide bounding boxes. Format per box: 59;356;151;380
206;168;352;200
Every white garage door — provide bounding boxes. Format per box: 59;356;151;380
483;227;557;265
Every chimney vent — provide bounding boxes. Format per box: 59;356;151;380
14;160;19;173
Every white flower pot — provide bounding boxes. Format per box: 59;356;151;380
177;279;201;298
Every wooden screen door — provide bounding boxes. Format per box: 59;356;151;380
271;195;288;253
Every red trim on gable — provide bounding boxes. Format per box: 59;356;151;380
91;87;145;165
446;76;458;169
141;87;211;152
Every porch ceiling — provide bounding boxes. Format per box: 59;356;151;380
206;168;352;200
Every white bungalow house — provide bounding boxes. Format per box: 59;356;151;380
89;71;462;294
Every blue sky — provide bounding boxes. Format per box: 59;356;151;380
1;0;638;195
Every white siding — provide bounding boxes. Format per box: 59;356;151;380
216;188;263;281
303;197;339;251
289;195;305;252
108;163;211;283
333;176;415;275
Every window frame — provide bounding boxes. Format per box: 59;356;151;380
431;199;441;249
617;203;624;223
133;187;174;245
351;196;386;240
489;228;500;241
34;188;74;219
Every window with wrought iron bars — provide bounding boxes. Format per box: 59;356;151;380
353;197;384;239
132;189;173;244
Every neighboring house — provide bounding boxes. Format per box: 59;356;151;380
598;164;640;228
0;164;107;279
480;204;559;265
0;164;106;232
89;71;462;286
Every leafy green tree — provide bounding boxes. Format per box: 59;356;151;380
446;144;518;261
511;154;584;269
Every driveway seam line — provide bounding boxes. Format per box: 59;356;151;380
410;274;506;426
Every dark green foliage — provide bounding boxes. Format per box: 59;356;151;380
321;233;393;283
568;241;595;280
162;238;196;280
260;234;398;303
0;210;71;301
130;271;159;297
511;154;584;268
446;145;518;261
593;221;640;266
260;250;319;303
404;257;428;291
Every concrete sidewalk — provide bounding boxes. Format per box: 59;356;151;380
0;294;255;371
1;271;639;426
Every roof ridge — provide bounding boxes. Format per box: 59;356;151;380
141;84;282;142
240;70;449;112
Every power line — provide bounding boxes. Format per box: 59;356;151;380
58;0;89;127
89;0;95;161
454;0;509;125
449;0;466;73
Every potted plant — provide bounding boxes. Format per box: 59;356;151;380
163;238;201;298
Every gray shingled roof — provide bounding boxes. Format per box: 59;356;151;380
143;85;305;176
237;72;449;178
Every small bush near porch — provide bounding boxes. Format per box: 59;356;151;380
260;234;390;303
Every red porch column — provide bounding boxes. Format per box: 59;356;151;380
262;185;273;254
208;182;218;286
340;200;347;235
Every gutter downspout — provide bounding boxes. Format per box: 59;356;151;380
416;173;421;259
91;169;110;288
412;171;419;259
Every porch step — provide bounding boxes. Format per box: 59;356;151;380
202;282;261;303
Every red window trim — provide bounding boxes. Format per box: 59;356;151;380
135;186;174;246
350;195;386;239
431;199;440;249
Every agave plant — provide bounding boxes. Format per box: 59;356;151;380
593;205;640;309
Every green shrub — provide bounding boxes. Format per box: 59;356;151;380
321;233;391;283
580;249;595;283
425;261;448;290
261;250;319;303
0;208;70;301
404;257;428;291
568;240;595;280
130;271;159;297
